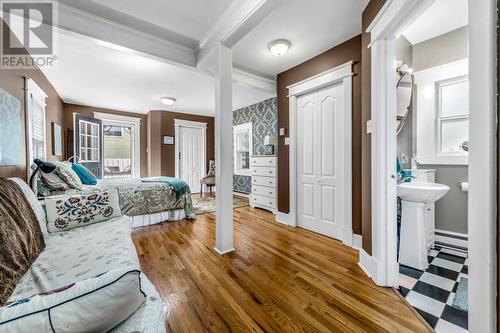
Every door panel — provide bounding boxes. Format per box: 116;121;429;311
297;83;345;240
178;126;205;192
75;114;103;179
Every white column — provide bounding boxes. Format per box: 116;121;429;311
214;43;234;254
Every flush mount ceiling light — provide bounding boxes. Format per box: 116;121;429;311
160;96;176;106
269;39;291;56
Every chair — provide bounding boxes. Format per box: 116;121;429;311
200;160;215;197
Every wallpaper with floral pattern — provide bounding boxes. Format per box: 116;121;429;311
233;97;277;194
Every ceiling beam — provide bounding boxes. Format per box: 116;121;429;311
196;0;285;71
57;4;196;68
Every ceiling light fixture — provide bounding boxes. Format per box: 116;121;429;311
269;39;291;56
160;97;176;106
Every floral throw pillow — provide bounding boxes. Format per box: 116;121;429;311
45;189;122;233
54;161;83;190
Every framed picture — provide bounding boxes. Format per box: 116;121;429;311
52;122;62;156
163;135;174;145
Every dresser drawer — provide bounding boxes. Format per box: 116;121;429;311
251;157;276;167
252;185;276;198
251;167;276;177
252;194;276;208
252;176;276;187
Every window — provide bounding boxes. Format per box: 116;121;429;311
79;120;100;162
94;113;141;180
233;122;252;176
438;78;469;154
414;59;468;165
25;78;47;177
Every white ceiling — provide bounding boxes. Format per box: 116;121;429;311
233;0;368;78
59;0;233;47
402;0;468;45
41;32;274;115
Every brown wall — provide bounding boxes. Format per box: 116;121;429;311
0;20;64;180
276;35;363;235
361;0;386;255
62;104;148;178
148;111;215;177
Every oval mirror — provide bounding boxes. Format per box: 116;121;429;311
396;72;413;135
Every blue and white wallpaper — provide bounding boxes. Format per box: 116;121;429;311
233;97;277;194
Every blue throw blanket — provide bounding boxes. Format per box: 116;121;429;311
141;177;190;199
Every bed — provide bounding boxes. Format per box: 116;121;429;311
37;178;195;228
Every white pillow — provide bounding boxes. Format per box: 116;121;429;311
0;269;145;333
45;189;122;233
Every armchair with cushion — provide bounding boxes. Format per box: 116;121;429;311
200;160;215;197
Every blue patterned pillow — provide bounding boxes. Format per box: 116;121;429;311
71;163;97;185
45;189;121;233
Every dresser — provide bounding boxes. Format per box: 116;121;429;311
250;156;277;214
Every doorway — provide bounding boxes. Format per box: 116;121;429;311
288;61;353;245
174;119;207;193
366;0;496;332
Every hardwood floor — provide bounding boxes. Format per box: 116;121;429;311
132;207;431;333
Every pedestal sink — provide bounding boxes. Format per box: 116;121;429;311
398;182;450;270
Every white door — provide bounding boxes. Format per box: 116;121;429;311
297;83;345;239
178;126;205;192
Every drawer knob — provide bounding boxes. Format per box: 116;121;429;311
269;202;273;205
269;171;272;174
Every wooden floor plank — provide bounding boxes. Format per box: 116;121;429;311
132;207;431;333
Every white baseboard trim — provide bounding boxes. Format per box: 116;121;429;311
214;247;235;255
434;229;468;250
358;249;372;278
233;192;250;198
352;234;362;250
275;212;292;226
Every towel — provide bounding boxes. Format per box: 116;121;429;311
141;177;190;199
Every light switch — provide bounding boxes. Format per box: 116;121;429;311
284;137;290;145
366;120;373;134
279;128;286;136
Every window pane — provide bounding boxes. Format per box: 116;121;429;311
441;80;469;117
103;124;133;179
441;118;468;153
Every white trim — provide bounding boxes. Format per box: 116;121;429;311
275;212;292;226
369;1;497;331
94;112;141;179
468;0;497;332
352;234;362;250
434;229;468;250
288;61;354;247
358;249;373;278
25;78;48;180
174;119;207;188
233;191;249;198
94;112;141;124
287;61;353;96
366;0;435;288
413;59;469;165
214;247;235;255
233;122;253;176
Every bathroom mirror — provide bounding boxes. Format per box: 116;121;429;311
396;72;413;135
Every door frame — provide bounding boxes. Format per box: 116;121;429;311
94;112;141;180
367;0;497;331
174;119;207;190
287;61;354;247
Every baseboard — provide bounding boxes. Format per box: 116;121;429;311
233;191;250;198
358;249;372;278
275;212;291;226
434;229;468;250
214;247;235;255
352;234;362;250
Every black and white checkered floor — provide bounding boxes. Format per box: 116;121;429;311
398;246;468;333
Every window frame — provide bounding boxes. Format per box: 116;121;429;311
78;120;101;163
25;78;48;180
436;76;469;156
413;59;469;165
233;122;253;176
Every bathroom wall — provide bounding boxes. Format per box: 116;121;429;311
396;36;413;168
412;26;469;235
233;97;277;194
